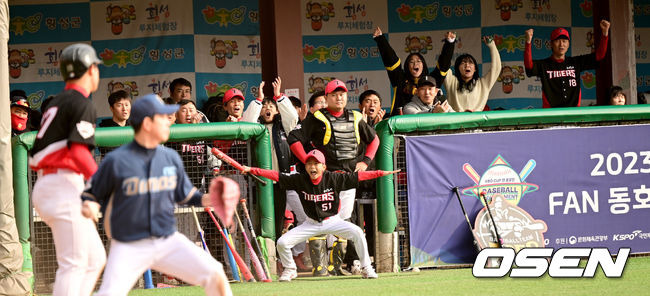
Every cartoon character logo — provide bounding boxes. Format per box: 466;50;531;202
404;35;433;54
308;75;334;94
108;80;139;97
497;65;525;94
203;81;248;98
495;0;523;21
106;4;136;35
579;0;593;17
210;39;239;69
306;2;334;31
8;49;35;79
581;72;596;89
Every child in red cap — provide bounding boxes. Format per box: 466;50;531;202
242;149;399;281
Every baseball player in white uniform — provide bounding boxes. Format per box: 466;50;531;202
29;43;106;296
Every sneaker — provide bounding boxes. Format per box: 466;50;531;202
350;260;362;275
279;268;298;282
361;266;378;279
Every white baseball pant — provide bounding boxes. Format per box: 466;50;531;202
338;188;356;220
95;232;230;296
276;215;371;271
285;190;307;256
32;169;106;296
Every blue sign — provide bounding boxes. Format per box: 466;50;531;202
571;0;594;27
387;0;480;32
9;3;90;44
482;25;560;63
405;124;650;267
303;34;383;73
93;35;195;78
193;0;259;35
10;82;64;111
195;73;262;109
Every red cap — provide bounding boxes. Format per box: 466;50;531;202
550;28;570;41
223;88;245;104
306;149;326;164
324;79;348;95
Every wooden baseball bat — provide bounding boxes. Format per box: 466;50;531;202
235;211;271;282
211;147;267;185
205;208;255;282
190;206;210;254
223;227;242;281
240;199;272;280
480;192;503;248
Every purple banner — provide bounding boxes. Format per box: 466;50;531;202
405;124;650;267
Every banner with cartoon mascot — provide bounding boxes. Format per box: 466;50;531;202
301;0;645;110
404;125;650;268
8;0;261;118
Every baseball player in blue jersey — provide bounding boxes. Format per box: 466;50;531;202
81;94;234;296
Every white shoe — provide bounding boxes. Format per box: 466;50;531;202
279;268;298;282
350;260;362;275
361;266;378;279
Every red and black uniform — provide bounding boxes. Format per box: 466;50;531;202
28;83;105;295
524;36;608;108
30;85;97;178
250;168;386;222
288;109;378;173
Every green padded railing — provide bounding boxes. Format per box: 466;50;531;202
12;122;274;285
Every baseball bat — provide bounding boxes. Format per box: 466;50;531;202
205;207;256;282
223;226;243;281
480;192;503;248
191;206;210;254
240;199;272;280
143;269;154;289
211;147;267;185
452;187;481;253
200;176;240;281
235;211;271;282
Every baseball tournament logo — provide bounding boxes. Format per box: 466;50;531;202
462;155;547;250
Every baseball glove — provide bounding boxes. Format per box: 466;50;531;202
209;176;240;226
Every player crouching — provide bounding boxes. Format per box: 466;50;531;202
242;150;399;281
81;94;237;296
